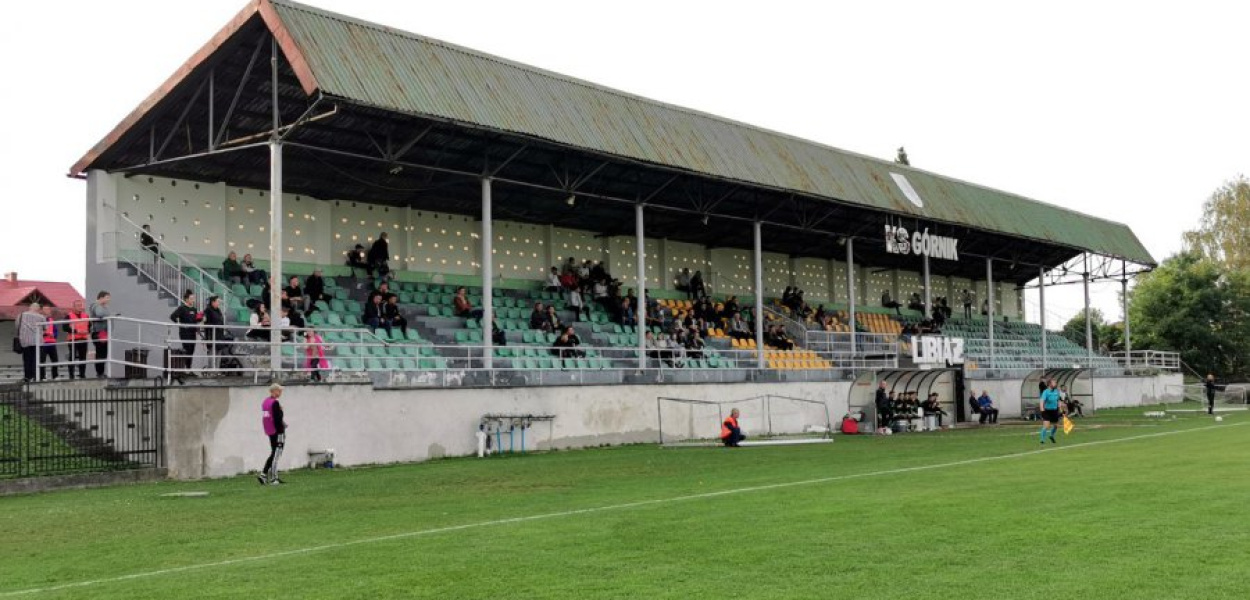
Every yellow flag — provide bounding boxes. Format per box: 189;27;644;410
1062;415;1075;435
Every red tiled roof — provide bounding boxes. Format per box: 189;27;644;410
0;279;84;320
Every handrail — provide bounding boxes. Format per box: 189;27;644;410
763;305;809;349
111;211;235;311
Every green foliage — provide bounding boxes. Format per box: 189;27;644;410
1129;251;1250;377
1183;175;1250;271
1;410;1248;599
1061;307;1105;349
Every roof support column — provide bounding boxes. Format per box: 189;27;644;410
268;141;283;373
1039;266;1048;371
986;258;994;369
1084;254;1093;366
481;177;493;371
922;253;932;319
847;238;857;359
1122;259;1131;359
635;203;647;370
753;222;765;370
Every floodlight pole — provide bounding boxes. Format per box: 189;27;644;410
1083;254;1093;366
635;203;647;370
847;238;857;358
1039;266;1047;370
753;222;765;369
481;177;494;371
986;258;994;369
267;38;283;374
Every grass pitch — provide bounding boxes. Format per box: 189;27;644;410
1;405;1247;599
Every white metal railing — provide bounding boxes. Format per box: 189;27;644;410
764;306;810;348
805;331;899;358
108;212;235;312
1111;350;1181;371
28;317;897;385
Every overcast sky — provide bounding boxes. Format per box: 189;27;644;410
2;0;1245;327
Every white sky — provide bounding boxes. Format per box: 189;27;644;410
2;0;1245;327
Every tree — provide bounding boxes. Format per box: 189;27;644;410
1183;175;1250;271
1060;307;1105;350
1128;251;1250;378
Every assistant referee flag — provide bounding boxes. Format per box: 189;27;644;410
1062;415;1075;435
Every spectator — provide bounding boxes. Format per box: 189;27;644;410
368;232;391;279
287;305;306;331
364;293;388;336
453;287;484;320
620;297;637;327
283;276;305;312
170;290;202;373
492;317;506;347
568;284;587;322
767;325;794;351
303;328;327;383
529;302;546;330
543;305;562;334
222;251;245;283
89;291;111;378
203;295;226;370
16;303;46;382
39;305;59;381
722;295;740;320
304;269;327;313
552;327;584;359
813;305;826;326
689;270;707;300
384;295;408;337
246;304;271;340
346;244;370;277
922;393;948;428
978;390;1000;424
140;224;160;256
727;313;752;341
577;260;593;291
278;306;293;342
241;253;266;285
64;300;90;380
881;290;902;316
961;289;974;319
675;268;692;298
545;267;562;292
908;292;925;314
685;330;705;360
591;261;609;284
372;281;394;303
782;286;794;307
981;298;989;316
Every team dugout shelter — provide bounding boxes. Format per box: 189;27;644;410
70;0;1156;373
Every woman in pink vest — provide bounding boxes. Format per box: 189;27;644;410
259;383;287;486
303;328;328;383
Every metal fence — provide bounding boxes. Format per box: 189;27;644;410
1111;350;1182;371
0;384;164;479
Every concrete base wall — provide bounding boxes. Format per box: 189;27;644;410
163;372;1183;480
165;381;853;480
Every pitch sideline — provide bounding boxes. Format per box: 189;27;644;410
1;421;1241;597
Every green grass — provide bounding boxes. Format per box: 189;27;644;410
1;405;1247;599
0;404;134;479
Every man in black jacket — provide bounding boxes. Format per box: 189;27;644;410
304;269;327;314
368;232;390;278
170;290;202;375
203;296;226;370
875;382;892;428
1205;374;1223;415
383;295;408;337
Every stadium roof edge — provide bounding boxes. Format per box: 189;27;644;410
68;0;1156;268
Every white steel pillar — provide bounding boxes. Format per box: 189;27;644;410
1039;266;1048;370
1122;260;1131;357
481;178;494;370
268;141;283;372
1083;254;1093;366
847;238;857;357
753;222;765;369
986;258;994;369
635;203;647;370
922;253;932;319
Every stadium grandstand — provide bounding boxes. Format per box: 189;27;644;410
48;0;1180;478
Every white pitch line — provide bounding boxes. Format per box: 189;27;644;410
2;421;1242;597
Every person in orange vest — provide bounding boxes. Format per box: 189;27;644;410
721;408;745;447
64;300;91;380
39;305;60;381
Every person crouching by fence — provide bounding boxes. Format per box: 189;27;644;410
721;408;745;447
304;328;328;383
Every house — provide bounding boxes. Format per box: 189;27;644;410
0;272;85;321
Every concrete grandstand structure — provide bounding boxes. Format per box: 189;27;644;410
63;0;1180;477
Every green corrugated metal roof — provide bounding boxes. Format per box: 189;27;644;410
268;0;1154;266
